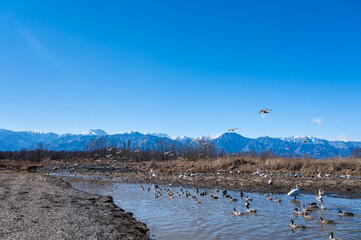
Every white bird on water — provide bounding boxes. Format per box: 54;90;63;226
287;185;301;199
268;176;274;185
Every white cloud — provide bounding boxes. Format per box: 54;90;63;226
337;135;351;142
311;117;323;127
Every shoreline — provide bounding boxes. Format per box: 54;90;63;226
0;171;148;240
34;163;361;199
63;171;361;199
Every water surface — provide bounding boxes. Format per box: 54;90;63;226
64;175;361;240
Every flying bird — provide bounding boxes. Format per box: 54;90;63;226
228;128;238;132
259;109;272;114
316;189;324;204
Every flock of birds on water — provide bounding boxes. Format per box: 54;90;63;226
139;109;355;239
141;167;355;240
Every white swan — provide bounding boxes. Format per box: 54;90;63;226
287;185;301;199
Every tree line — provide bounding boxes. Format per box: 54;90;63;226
0;137;360;162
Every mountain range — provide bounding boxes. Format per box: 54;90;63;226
0;129;360;158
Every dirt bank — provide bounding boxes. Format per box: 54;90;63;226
0;172;148;240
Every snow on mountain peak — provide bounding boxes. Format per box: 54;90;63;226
82;129;108;136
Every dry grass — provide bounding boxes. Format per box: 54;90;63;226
125;156;361;175
1;156;360;174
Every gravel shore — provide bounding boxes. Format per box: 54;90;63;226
0;172;148;240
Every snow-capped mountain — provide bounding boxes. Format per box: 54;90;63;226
0;129;360;158
82;129;108;136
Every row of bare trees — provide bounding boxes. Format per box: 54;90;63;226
1;136;360;162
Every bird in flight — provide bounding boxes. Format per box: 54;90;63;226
228;128;238;132
259;109;272;114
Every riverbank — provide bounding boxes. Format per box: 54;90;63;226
0;172;148;240
98;171;361;199
35;163;361;199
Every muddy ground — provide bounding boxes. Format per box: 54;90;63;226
0;172;148;240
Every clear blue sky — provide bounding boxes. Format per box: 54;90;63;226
1;0;361;140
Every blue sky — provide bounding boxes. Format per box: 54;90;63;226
1;1;361;140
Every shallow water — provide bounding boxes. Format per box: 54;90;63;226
63;175;361;240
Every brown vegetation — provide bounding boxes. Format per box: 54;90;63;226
1;146;360;174
124;156;361;175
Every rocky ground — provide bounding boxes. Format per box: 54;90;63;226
0;171;148;240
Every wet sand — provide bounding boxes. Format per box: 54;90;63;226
0;172;148;240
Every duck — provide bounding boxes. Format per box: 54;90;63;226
245;196;252;201
275;197;281;203
328;231;343;240
195;198;201;204
146;188;150;192
302;204;312;213
287;185;301;199
268;177;274;185
223;194;231;198
245;202;257;213
303;212;313;220
240;190;243;198
140;186;144;191
319;217;335;224
232;207;244;215
154;194;158;199
294;208;303;215
289;219;306;228
307;202;319;209
338;210;354;216
266;195;272;201
230;197;237;202
211;195;218;200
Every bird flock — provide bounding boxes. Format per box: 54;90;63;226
139;178;353;240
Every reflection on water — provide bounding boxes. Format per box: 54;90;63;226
65;176;361;240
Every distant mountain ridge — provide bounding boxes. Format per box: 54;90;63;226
0;128;360;158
